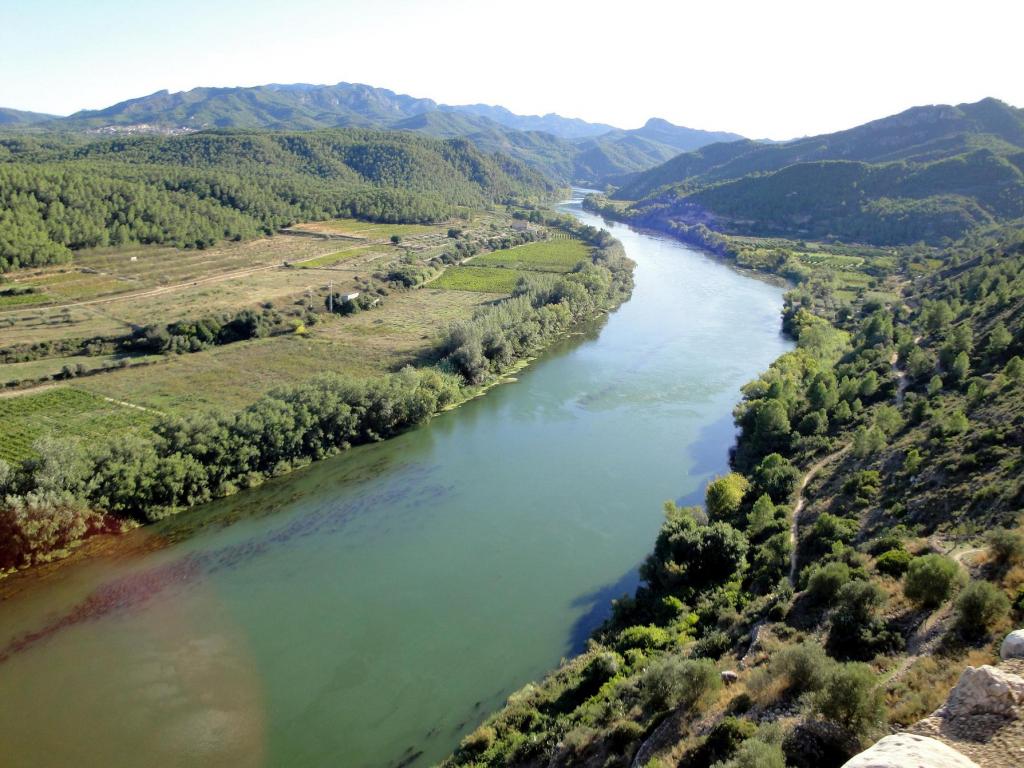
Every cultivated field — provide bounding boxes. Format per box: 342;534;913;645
0;211;527;456
470;239;589;272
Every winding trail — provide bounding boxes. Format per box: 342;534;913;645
788;444;851;586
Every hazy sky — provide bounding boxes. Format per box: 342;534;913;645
2;0;1021;139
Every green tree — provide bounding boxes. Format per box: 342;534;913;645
706;473;750;525
954;580;1009;640
903;554;962;609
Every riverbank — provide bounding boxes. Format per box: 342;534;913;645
0;194;794;768
0;212;635;576
442;207;1024;768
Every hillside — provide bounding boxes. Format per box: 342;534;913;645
0;82;746;185
442;219;1024;768
0;129;557;271
611;98;1024;245
0;107;57;126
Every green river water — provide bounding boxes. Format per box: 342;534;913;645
0;194;791;767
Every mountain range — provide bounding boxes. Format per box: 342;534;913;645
603;97;1024;244
0;82;743;185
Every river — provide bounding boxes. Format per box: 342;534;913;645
0;192;792;767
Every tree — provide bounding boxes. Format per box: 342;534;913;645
954;580;1009;640
903;554;962;609
950;351;970;384
810;662;884;743
752;453;800;502
927;374;943;396
705;473;750;525
852;425;886;458
986;322;1012;360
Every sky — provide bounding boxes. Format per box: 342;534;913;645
1;0;1022;140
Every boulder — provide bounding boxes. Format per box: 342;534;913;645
720;670;739;685
1000;629;1024;660
939;664;1024;718
841;734;978;768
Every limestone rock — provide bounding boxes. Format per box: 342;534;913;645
1000;629;1024;660
940;665;1024;718
841;734;979;768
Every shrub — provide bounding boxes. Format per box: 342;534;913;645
806;562;854;605
641;657;721;712
875;548;911;577
806;513;859;557
690;717;756;768
716;739;786;768
616;624;672;652
986;528;1024;569
827;580;901;660
770;641;832;696
692;630;733;660
810;662;884;741
903;554;963;609
954;580;1010;640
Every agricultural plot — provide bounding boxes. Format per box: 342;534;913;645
0;387;157;464
294;245;382;269
431;266;527;293
0;291;51;309
295;218;445;239
470;240;590;273
799;252;865;269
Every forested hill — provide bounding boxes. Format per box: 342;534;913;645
1;82;745;185
0;129;557;272
610;98;1024;245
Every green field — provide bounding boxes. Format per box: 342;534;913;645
431;266;527;293
0;291;51;309
799;252;865;268
295;246;379;269
0;387;158;464
471;239;590;273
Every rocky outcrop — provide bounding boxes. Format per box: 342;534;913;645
1000;630;1024;661
840;734;979;768
939;665;1024;719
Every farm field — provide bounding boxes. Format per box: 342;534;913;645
0;387;157;464
431;266;528;293
74;289;493;413
470;239;589;272
0;353;163;386
0;210;539;455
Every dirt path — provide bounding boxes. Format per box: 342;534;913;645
789;444;851;585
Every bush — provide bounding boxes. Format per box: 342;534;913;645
875;548;911;577
954;580;1010;640
986;528;1024;569
827;580;902;661
641;657;721;712
692;630;733;660
690;717;756;768
716;739;786;768
616;624;672;652
810;662;884;741
903;554;963;609
770;641;832;696
806;562;854;605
